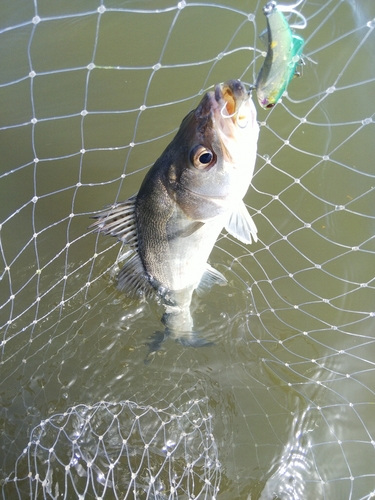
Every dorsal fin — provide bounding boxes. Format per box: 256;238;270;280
90;195;138;247
91;195;156;297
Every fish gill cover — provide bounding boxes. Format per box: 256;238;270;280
0;1;375;499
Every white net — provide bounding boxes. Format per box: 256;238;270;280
3;397;220;499
1;0;375;499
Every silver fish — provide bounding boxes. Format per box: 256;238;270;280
91;80;259;344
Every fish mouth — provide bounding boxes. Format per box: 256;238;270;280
208;80;257;162
213;80;253;129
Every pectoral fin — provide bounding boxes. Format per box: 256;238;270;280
225;201;258;244
177;221;205;238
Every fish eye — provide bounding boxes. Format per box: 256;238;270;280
199;152;213;163
190;145;216;169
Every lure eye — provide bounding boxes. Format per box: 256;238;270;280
263;1;277;15
266;102;275;109
190;145;216;169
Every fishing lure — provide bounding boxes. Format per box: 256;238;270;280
256;0;305;109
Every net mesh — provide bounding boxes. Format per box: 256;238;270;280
1;0;375;499
3;397;220;499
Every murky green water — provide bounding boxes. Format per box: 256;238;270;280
1;1;375;498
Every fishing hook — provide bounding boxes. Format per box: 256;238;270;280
220;100;249;129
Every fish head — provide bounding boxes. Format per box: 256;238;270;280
166;79;259;221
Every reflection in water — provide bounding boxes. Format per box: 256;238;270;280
259;408;321;500
257;346;375;499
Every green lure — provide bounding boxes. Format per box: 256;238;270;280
256;1;305;109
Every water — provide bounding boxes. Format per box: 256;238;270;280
1;1;375;498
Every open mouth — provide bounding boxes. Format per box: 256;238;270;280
214;80;249;127
220;85;237;115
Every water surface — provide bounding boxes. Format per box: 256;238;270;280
1;1;375;498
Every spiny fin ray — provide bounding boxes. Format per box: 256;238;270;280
90;195;138;248
117;252;155;297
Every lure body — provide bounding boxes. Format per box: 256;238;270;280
256;1;305;109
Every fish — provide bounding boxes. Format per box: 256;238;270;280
91;79;259;345
256;0;305;109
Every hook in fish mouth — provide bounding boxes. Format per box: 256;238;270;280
215;80;251;128
215;80;247;113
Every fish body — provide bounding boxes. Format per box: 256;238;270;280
92;80;259;341
256;1;305;109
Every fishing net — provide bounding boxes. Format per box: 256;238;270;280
1;0;375;499
3;397;220;499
